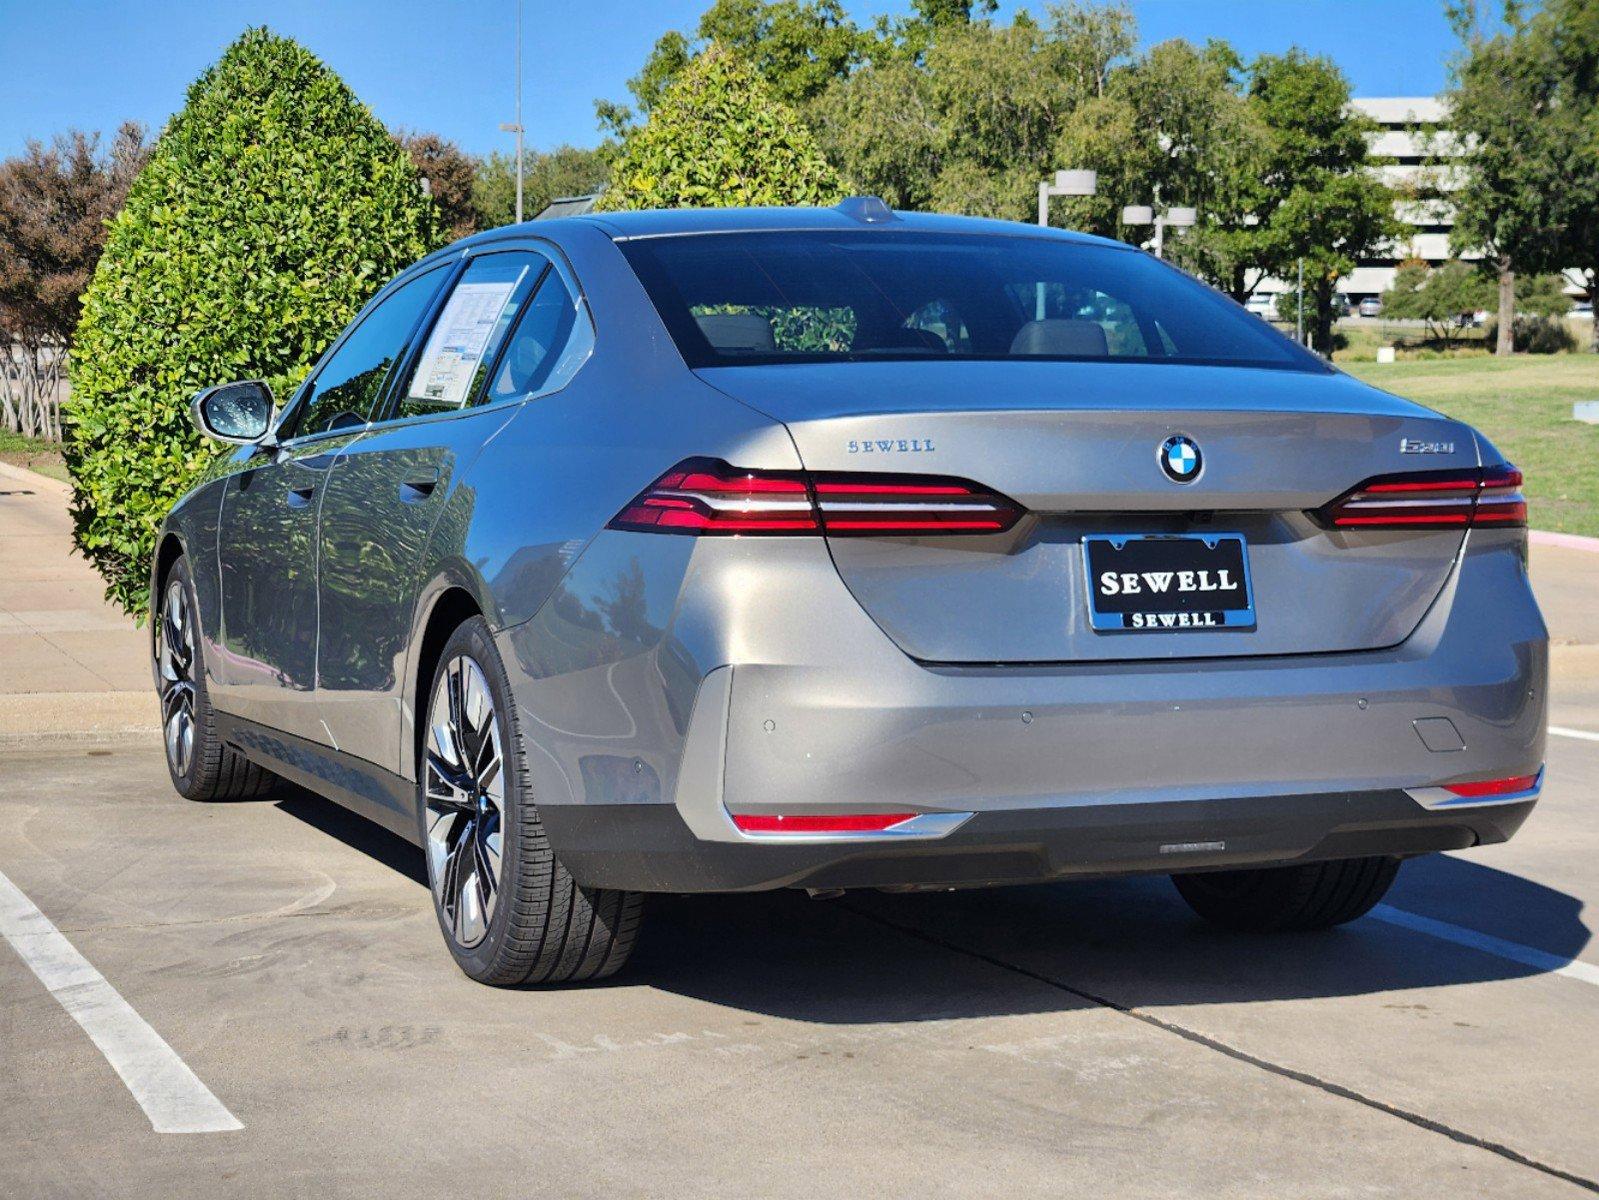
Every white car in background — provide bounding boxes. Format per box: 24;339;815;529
1244;293;1277;319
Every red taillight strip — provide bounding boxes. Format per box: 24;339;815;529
608;458;1024;537
1363;477;1482;493
730;812;917;833
1318;464;1525;531
1443;773;1540;798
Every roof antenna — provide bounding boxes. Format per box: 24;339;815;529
836;196;898;225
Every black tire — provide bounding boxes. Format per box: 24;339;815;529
1171;856;1401;932
154;556;278;801
419;616;642;986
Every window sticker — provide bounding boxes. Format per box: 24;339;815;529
407;275;525;408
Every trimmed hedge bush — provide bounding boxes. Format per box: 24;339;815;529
595;44;849;212
67;27;440;614
1484;315;1579;355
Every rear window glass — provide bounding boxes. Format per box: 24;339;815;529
618;231;1323;373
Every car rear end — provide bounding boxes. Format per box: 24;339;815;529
537;215;1546;894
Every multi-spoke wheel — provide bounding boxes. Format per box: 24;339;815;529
424;656;506;949
157;577;198;779
152;555;277;801
419;617;642;985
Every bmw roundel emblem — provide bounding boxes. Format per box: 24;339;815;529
1159;435;1202;483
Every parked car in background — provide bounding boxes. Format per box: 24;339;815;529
1358;296;1383;318
1244;292;1277;319
153;201;1546;986
1573;301;1593;320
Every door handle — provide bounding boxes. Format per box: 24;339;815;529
285;484;316;509
399;477;439;504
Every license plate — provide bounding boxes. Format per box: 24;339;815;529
1082;533;1256;632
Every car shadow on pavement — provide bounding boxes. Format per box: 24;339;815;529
632;854;1592;1022
268;787;1591;1019
273;787;428;887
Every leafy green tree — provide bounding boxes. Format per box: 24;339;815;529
1516;272;1577;317
817;3;1134;223
472;145;612;228
911;0;998;24
1381;259;1495;342
66;28;439;614
1541;0;1599;349
597;0;867;134
1446;0;1586;353
807;59;942;209
1247;51;1399;354
1055;37;1269;293
595;44;849;212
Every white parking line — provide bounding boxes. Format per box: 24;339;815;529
0;868;242;1133
1372;904;1599;989
1549;725;1599;743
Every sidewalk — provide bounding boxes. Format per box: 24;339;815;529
0;461;156;746
1;457;1597;743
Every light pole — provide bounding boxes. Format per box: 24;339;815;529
1035;170;1096;318
1037;169;1097;227
1121;204;1197;259
498;0;525;223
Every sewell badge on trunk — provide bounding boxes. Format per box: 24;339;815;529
1082;534;1256;632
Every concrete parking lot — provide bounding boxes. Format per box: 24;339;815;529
3;467;1597;1198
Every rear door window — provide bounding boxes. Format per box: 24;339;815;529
393;251;550;420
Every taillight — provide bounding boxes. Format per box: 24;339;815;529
1317;464;1525;530
730;812;917;834
1443;773;1540;798
607;458;1023;537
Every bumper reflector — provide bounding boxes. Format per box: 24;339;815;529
1443;774;1541;798
730;812;917;834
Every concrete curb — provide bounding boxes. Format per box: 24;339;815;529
0;692;159;747
1531;529;1599;554
0;458;71;497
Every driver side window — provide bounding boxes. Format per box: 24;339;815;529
278;264;449;441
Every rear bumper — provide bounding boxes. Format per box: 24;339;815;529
504;528;1546;893
539;792;1537;893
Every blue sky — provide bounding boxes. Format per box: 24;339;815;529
0;0;1458;158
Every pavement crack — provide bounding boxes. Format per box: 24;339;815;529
844;903;1599;1196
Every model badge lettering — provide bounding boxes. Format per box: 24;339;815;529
1099;569;1236;596
1399;437;1456;454
846;438;935;453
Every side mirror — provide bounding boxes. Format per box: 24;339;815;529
191;380;276;445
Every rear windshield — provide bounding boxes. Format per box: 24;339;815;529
617;230;1324;373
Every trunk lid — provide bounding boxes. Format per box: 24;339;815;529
697;361;1481;663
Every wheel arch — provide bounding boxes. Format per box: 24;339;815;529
406;582;485;780
152;531;186;604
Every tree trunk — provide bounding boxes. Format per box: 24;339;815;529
1312;277;1336;356
1590;269;1598;354
1496;258;1516;356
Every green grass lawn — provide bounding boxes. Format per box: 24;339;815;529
1344;354;1599;536
0;429;70;483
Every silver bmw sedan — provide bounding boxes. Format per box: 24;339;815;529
155;200;1546;985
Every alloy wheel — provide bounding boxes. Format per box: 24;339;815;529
157;578;197;779
424;656;506;949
